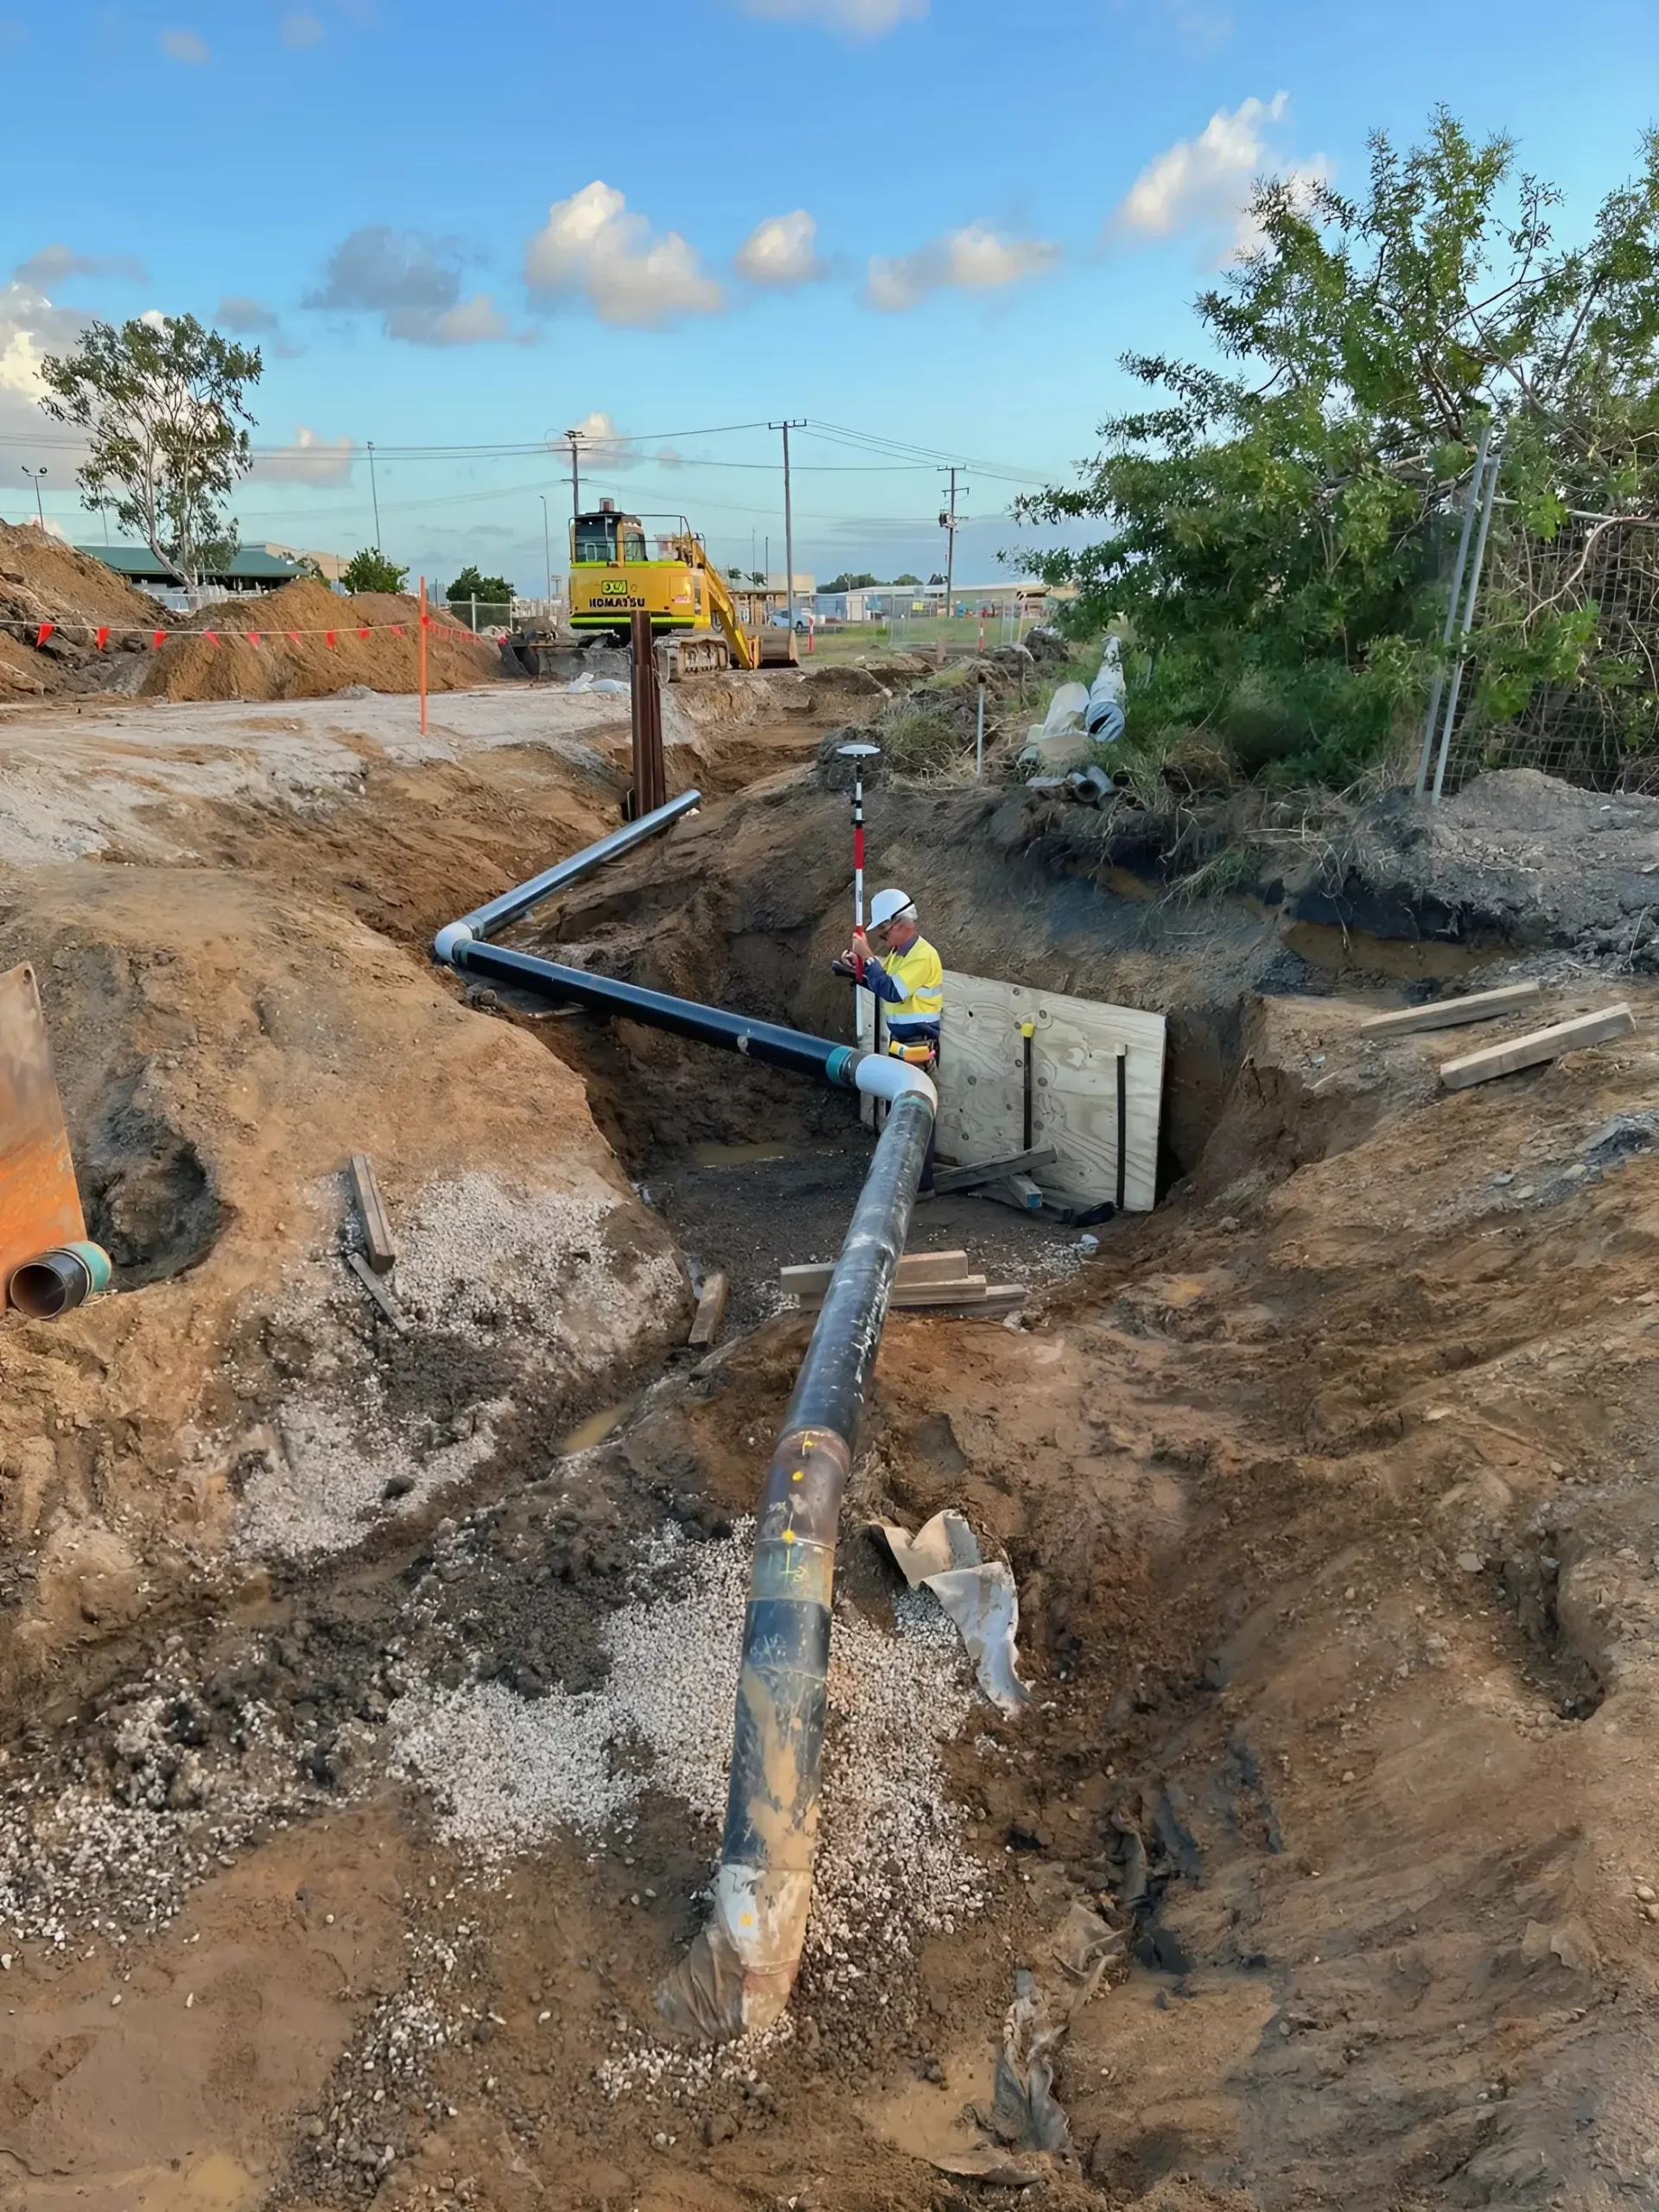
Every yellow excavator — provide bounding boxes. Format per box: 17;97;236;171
565;500;797;677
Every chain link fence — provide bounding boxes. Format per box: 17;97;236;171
1435;506;1659;796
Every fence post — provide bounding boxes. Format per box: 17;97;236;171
1416;421;1493;798
1429;445;1503;804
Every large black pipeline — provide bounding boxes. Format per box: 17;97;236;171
442;938;861;1091
433;848;937;2039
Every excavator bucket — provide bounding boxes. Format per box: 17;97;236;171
757;629;799;667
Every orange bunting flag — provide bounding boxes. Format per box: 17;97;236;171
94;626;109;651
391;624;405;638
325;630;336;648
152;630;168;650
35;622;54;646
357;626;371;640
245;632;262;647
286;632;302;645
420;613;432;628
203;630;220;645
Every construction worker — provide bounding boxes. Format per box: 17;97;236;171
839;887;944;1189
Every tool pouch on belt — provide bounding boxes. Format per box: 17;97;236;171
887;1039;938;1068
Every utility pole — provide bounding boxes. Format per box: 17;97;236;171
22;466;47;529
539;494;551;609
938;467;965;664
564;428;587;521
366;442;381;551
770;419;805;634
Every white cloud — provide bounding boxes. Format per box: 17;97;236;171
160;27;209;62
866;224;1060;312
735;210;823;288
304;226;507;344
0;271;90;448
250;426;354;486
524;182;724;327
217;294;282;334
731;0;925;34
1109;93;1329;258
16;245;146;287
556;411;683;471
281;12;324;47
407;294;510;346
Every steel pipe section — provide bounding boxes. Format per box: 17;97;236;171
433;789;700;963
439;938;864;1090
435;825;938;2040
657;1081;935;2041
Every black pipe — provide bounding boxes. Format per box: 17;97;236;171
656;1088;936;2041
446;938;859;1090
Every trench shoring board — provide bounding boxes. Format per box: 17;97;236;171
935;972;1165;1212
0;963;86;1289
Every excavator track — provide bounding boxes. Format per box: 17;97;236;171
658;632;733;682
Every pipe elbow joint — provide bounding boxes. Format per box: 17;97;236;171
432;921;474;967
851;1053;938;1111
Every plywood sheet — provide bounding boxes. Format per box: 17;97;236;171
0;963;86;1291
936;972;1165;1211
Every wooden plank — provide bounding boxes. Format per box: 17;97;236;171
795;1275;990;1311
931;1146;1057;1194
349;1154;397;1274
796;1282;1026;1320
979;1174;1044;1213
687;1270;729;1349
0;963;86;1296
1440;1003;1636;1090
780;1249;969;1297
346;1250;407;1332
1359;981;1542;1038
936;972;1165;1213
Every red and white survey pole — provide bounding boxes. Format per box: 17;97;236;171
837;741;880;1122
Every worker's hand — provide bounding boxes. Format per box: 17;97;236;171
839;944;865;973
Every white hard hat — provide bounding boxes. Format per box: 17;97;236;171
868;887;915;928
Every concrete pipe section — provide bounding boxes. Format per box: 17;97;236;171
435;800;938;2038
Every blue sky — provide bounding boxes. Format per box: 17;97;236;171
1;0;1655;591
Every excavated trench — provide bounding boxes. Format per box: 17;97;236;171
6;692;1659;2209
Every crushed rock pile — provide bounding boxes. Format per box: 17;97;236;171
0;518;161;698
142;578;501;702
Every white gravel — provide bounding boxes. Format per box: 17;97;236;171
391;1519;987;1966
234;1168;684;1559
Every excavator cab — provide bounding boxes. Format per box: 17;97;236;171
571;501;648;566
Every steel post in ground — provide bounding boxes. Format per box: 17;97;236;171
1415;420;1492;798
1431;443;1502;804
630;610;666;817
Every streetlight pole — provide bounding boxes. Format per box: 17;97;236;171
539;494;552;610
769;419;805;635
21;467;47;529
366;442;381;552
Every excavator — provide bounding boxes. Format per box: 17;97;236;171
563;500;798;678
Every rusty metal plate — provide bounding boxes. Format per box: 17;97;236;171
0;963;86;1293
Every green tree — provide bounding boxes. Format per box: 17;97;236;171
445;566;514;626
38;313;261;594
891;571;922;587
823;570;880;592
341;548;408;594
1020;112;1659;784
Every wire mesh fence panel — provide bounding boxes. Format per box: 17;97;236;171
444;598;515;632
1441;512;1659;795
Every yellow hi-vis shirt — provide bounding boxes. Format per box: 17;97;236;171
868;934;944;1035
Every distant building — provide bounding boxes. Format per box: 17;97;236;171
262;542;348;583
79;543;325;609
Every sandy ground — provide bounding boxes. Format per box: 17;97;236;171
2;672;1658;2209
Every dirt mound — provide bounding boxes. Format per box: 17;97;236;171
141;579;500;702
0;518;161;699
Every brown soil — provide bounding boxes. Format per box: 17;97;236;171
0;518;162;700
1;672;1658;2210
143;582;499;703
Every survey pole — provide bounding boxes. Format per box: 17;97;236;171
837;741;880;1123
